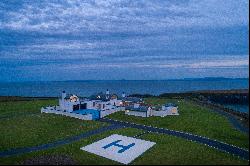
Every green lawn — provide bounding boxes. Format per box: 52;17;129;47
134;132;248;165
0;98;249;165
0;99;57;117
0;99;106;151
0;128;248;165
107;98;249;149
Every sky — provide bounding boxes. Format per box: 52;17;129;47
0;0;249;82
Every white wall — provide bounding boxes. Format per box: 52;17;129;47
152;110;168;117
109;99;122;107
100;106;125;118
152;107;179;117
134;103;140;108
125;110;147;117
41;106;92;120
59;99;80;112
81;100;121;112
84;100;95;109
59;99;65;110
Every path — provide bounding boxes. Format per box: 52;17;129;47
185;99;249;133
209;108;249;133
1;117;248;160
0;124;123;158
99;118;249;160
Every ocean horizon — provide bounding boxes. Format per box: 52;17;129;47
0;78;248;97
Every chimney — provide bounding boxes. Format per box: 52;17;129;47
122;92;126;98
106;89;110;99
162;105;165;110
106;89;110;95
62;91;66;99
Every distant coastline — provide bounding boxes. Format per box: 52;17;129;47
62;77;249;82
0;78;248;97
0;77;248;83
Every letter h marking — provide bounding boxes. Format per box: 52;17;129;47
102;140;135;153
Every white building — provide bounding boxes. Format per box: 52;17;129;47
121;96;144;107
151;103;179;117
125;106;152;118
59;91;82;112
42;90;179;120
125;103;179;118
42;90;125;120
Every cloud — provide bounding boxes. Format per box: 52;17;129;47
0;0;248;33
2;54;246;70
0;0;248;81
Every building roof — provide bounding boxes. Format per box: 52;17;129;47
79;97;88;101
89;92;108;101
125;106;149;112
89;92;121;101
165;103;177;107
64;94;78;100
122;97;143;103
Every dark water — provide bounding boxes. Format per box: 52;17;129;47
0;79;248;97
221;104;249;114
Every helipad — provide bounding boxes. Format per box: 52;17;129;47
80;134;156;164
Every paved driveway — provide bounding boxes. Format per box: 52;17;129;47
99;118;249;160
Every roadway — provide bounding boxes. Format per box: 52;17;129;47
99;118;249;160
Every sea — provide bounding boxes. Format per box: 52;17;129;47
221;104;249;114
0;78;248;113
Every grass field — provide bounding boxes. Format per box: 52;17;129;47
107;98;249;149
0;98;249;165
0;127;248;165
0;99;106;151
0;99;57;117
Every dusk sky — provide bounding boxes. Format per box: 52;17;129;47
0;0;249;82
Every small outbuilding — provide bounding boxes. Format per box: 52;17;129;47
125;106;152;117
152;103;179;117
